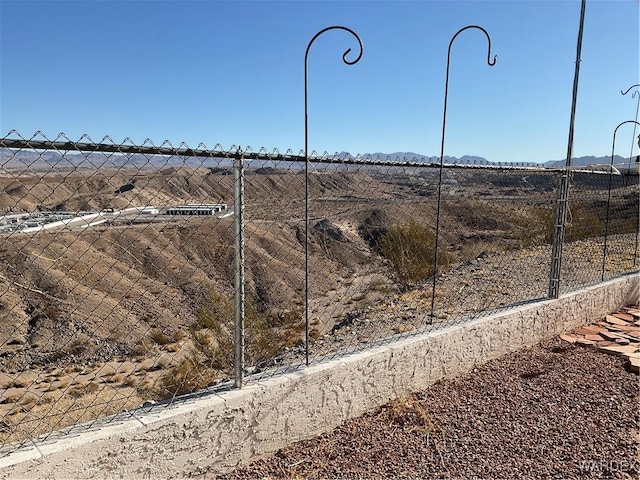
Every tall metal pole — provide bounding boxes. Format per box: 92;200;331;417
304;26;363;365
430;25;497;321
233;148;245;388
548;0;587;298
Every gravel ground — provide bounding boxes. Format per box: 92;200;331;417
221;336;639;479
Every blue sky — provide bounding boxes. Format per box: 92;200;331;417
1;0;639;163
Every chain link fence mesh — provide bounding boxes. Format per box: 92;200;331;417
0;131;638;451
432;167;557;318
560;171;639;294
0;132;239;448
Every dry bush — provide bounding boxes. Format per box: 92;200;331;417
155;287;304;400
378;220;448;286
164;343;181;353
514;207;554;248
61;335;93;357
247;306;304;366
174;329;189;342
189;288;235;372
130;337;160;358
68;382;100;398
375;397;443;435
43;305;60;321
155;354;217;399
565;204;605;242
514;202;607;247
148;328;173;346
105;373;124;385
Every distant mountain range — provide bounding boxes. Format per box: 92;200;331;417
336;152;494;165
341;152;638;170
338;151;637;168
0;148;636;171
544;155;635;168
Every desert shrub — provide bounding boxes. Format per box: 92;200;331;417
378;220;444;286
514;207;555;248
376;397;443;434
565;204;605;242
43;305;59;321
156;354;217;398
174;329;189;342
246;305;304;366
193;293;303;371
156;287;303;399
188;289;235;372
148;328;173;346
61;335;92;357
130;338;159;357
516;202;607;247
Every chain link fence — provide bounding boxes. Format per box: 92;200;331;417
559;171;639;293
0;130;638;451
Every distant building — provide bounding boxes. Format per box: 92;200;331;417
165;204;227;216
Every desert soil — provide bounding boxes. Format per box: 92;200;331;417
0;165;636;450
0;234;635;447
219;335;640;480
261;234;637;371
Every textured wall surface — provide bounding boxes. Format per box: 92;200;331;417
1;274;637;479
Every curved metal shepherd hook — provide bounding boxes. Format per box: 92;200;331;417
622;85;640;160
602;119;640;279
621;85;640;267
430;25;497;322
621;84;640;96
304;26;363;365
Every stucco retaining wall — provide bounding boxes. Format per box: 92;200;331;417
1;273;637;479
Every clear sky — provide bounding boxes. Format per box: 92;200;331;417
1;0;639;163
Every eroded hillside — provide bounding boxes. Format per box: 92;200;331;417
0;164;637;445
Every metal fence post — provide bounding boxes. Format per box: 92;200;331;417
548;0;586;299
233;148;245;388
549;171;571;297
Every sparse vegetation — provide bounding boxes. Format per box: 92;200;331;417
515;202;608;248
61;336;92;357
514;207;555;248
377;220;445;286
0;162;636;447
130;338;159;358
148;328;174;346
565;204;605;242
155;354;217;398
156;286;305;399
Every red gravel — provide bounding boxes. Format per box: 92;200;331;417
218;337;639;479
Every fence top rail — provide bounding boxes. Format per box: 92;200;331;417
0;135;624;174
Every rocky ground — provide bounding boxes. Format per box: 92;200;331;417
220;334;640;480
259;234;637;372
0;232;635;448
